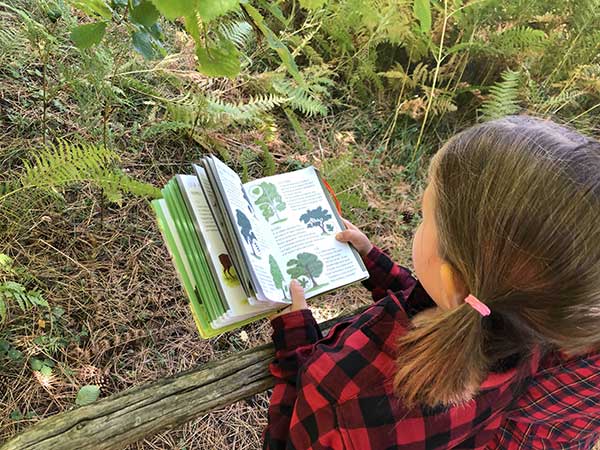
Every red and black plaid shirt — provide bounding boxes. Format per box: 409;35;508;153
263;247;600;449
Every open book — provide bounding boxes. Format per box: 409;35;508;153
152;155;369;338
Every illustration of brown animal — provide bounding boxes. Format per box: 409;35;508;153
219;253;234;279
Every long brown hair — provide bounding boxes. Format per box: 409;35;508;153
394;115;600;408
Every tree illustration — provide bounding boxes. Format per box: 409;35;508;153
286;252;323;288
299;206;333;234
269;255;288;300
252;182;286;222
236;209;260;259
297;277;310;289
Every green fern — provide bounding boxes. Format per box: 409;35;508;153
165;93;286;129
479;70;522;122
0;25;27;65
272;78;329;117
142;121;193;139
16;141;161;204
524;69;587;115
490;26;547;56
0;280;48;323
379;62;436;89
219;19;254;50
207;94;287;122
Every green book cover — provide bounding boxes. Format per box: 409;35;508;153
152;198;272;338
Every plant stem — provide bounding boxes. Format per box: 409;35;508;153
412;0;449;162
103;102;109;149
41;45;48;146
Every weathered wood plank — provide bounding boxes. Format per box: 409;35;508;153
2;308;365;450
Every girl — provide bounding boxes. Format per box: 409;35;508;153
263;115;600;450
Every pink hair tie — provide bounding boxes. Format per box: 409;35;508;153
464;294;491;316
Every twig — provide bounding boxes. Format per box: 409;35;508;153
37;239;91;274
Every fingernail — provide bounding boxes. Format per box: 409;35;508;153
335;233;342;240
291;279;299;287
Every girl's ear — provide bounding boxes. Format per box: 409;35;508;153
439;262;468;309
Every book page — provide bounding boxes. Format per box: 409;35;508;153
243;167;369;299
194;165;255;300
177;175;276;317
208;156;289;303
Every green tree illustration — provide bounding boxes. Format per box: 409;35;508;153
236;209;260;259
286;252;323;288
252;182;286;222
299;207;333;234
269;255;288;300
297;277;310;289
242;185;255;216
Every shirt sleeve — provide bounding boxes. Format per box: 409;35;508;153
362;246;436;316
263;309;323;450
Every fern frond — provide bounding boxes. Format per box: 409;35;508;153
19;141;160;203
574;63;600;96
21;141;119;188
97;171;162;205
119;76;163;99
206;94;287;123
165;93;286;128
538;89;583;114
490;27;547;56
272;78;328;116
0;25;27;64
423;90;458;117
0;281;48;322
479;70;522;122
379;63;442;91
219;20;253;50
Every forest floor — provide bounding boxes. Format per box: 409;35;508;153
0;125;421;448
0;27;423;445
3;2;598;449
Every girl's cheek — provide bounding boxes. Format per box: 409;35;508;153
412;224;423;278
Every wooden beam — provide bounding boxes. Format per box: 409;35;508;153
1;308;365;450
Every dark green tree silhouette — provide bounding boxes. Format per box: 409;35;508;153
241;185;255;216
286;252;323;288
236;209;260;259
252;182;286;222
269;255;288;300
299;206;333;234
297;277;310;289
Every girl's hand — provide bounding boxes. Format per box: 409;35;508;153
336;218;373;257
269;279;308;319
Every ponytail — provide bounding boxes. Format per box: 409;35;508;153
394;305;488;408
395;116;600;408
